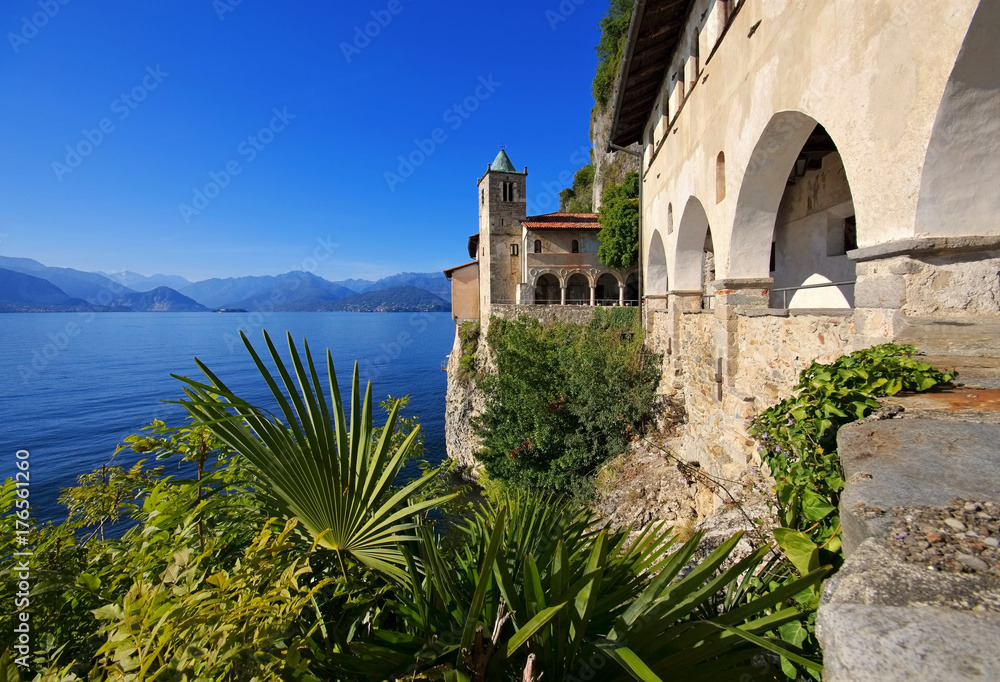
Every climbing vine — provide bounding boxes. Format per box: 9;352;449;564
749;344;956;552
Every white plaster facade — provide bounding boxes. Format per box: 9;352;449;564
609;0;1000;479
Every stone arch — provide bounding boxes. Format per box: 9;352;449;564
595;273;620;305
625;273;640;306
534;273;560;305
915;0;1000;238
733;111;858;308
647;230;668;296
673;196;712;291
565;272;590;305
729;111;819;280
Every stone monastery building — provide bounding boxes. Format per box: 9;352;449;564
598;0;1000;478
444;150;638;323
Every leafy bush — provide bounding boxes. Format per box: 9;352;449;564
473;310;659;494
592;0;635;109
748;344;956;677
559;163;595;213
331;491;827;681
458;320;480;380
598;171;640;269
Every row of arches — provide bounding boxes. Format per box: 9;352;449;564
534;272;639;306
647;113;856;309
645;0;1000;311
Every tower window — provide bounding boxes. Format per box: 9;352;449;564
502;182;515;202
510;244;519;256
481;189;484;206
534;240;542;254
571;240;579;253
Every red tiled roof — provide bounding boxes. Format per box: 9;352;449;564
521;212;601;230
444;261;478;278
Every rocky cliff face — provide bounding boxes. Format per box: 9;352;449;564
444;327;485;478
590;105;640;210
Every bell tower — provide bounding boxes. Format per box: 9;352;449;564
477;148;527;314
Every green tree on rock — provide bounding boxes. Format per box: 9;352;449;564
598;170;640;269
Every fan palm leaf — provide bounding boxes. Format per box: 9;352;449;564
173;329;455;581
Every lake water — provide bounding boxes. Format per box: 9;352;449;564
0;312;456;523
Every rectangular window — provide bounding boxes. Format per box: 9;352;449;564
510;244;519;256
502;182;515;202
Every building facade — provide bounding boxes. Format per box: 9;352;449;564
609;0;1000;476
445;150;638;323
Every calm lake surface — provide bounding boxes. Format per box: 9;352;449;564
0;312;456;523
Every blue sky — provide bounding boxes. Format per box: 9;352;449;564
0;0;605;282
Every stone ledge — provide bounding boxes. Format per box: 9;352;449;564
849;236;1000;262
838;418;1000;555
817;602;1000;681
735;307;855;318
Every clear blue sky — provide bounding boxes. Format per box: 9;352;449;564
0;0;606;282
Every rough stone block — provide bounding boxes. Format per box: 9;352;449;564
855;274;907;309
818;603;1000;681
838;419;1000;556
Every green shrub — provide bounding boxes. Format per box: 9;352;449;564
472;310;660;494
457;320;480;380
597;171;640;269
592;0;634;109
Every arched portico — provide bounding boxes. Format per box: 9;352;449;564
729;111;819;280
673;196;712;292
647;230;668;297
915;0;1000;238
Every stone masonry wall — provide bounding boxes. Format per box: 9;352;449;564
666;309;861;490
490;303;598;327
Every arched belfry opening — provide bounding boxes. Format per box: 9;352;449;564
731;113;857;309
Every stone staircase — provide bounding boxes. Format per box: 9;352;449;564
817;319;1000;680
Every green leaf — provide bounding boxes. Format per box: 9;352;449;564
506;603;567;657
605;646;663;682
773;528;819;576
801;489;836;522
77;572;102;593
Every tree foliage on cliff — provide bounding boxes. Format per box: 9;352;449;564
472;309;660;494
593;0;635;109
598;170;640;269
559;164;596;213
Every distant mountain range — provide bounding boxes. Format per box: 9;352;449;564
0;256;451;313
318;286;448;313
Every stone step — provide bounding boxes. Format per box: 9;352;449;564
896;318;1000;358
917;355;1000;389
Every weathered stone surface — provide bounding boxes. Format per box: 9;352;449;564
818;604;1000;681
820;537;1000;680
854;274;907;309
838;419;1000;555
444;327;485;478
823;537;1000;612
